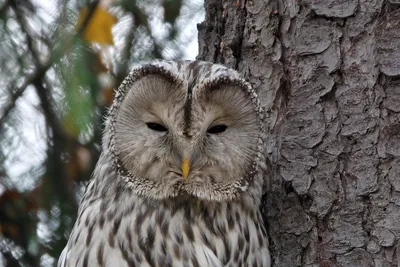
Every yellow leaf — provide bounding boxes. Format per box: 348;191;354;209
77;6;117;45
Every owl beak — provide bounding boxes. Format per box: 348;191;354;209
181;158;190;180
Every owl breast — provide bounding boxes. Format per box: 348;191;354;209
61;177;270;267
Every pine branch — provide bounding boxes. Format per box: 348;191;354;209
0;2;101;263
0;0;99;128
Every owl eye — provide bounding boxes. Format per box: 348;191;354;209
146;122;168;132
207;124;227;134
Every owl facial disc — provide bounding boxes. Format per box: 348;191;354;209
107;60;265;201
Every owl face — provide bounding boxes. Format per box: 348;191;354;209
108;61;264;201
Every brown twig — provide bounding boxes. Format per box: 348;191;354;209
0;0;10;16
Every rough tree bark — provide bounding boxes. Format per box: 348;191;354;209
198;0;400;266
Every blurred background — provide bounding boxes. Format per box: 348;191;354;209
0;0;203;265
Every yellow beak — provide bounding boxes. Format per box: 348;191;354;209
181;158;190;180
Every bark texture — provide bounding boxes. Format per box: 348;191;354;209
198;0;400;266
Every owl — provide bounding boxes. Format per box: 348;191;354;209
58;60;271;267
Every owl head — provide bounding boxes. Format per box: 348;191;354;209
105;60;265;201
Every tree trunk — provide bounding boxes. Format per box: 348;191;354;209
198;0;400;266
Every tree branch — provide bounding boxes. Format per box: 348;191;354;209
0;0;99;127
0;0;10;16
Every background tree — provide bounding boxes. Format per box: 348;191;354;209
198;0;400;266
0;0;203;266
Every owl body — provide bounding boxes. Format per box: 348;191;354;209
59;61;271;267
